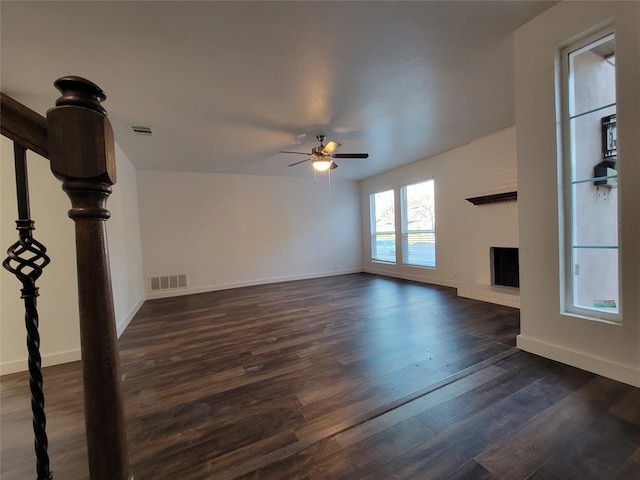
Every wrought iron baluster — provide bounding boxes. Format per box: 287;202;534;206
3;143;53;480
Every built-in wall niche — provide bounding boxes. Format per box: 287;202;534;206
491;247;519;288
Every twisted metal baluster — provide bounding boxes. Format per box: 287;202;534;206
2;143;53;480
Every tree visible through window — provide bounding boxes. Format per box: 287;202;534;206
370;190;396;263
560;28;620;320
401;180;435;268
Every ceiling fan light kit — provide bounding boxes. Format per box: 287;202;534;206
279;134;369;194
311;157;332;171
280;134;368;172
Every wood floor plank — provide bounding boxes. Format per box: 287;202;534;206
334;364;508;449
475;376;632;479
442;460;499;480
610;388;640;426
614;446;640;480
415;356;559;435
534;412;640;479
359;396;541;479
2;273;639;480
323;416;436;480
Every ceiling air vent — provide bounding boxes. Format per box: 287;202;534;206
129;125;153;136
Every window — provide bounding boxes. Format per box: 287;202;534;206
559;28;620;321
370;190;396;263
401;180;435;267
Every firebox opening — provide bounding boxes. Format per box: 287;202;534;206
491;247;519;288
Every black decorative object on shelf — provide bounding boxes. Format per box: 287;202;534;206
466;191;517;205
601;114;617;159
595;114;617;188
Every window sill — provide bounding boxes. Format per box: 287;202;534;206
372;259;396;265
561;310;622;326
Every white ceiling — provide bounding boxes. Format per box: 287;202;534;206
1;1;556;180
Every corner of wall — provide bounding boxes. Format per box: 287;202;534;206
109;141;146;338
116;297;145;337
515;0;640;384
517;334;640;388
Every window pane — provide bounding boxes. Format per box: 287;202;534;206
371;190;395;263
570;105;616;182
569;34;616;117
404;232;435;267
402;180;435;267
572;181;618;247
561;28;620;321
373;235;396;263
573;247;619;314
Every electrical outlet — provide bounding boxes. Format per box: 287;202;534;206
212;279;218;285
597;188;609;201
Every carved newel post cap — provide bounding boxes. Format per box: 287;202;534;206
48;75;116;184
54;76;107;115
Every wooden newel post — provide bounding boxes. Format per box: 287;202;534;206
46;76;132;480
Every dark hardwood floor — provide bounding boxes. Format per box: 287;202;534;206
2;273;639;479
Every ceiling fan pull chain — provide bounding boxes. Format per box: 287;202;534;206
328;168;332;196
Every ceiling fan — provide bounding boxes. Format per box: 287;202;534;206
279;135;369;171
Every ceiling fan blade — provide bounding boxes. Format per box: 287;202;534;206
287;158;311;167
330;162;339;170
279;150;310;155
321;141;341;155
331;153;369;159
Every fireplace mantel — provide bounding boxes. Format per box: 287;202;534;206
465;191;517;205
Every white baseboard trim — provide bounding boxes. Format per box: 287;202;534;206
116;297;145;337
362;267;460;289
2;298;144;375
457;284;520;309
145;268;363;300
517;334;640;387
1;349;81;376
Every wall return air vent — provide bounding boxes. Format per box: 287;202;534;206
129;125;153;136
150;274;187;292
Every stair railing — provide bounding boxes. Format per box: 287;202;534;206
1;76;132;480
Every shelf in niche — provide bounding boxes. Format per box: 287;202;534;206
466;191;517;205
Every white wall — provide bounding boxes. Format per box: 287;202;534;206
360;127;519;306
515;1;640;386
108;143;146;335
1;136;145;374
136;170;361;297
1;138;80;374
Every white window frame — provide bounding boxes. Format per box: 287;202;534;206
400;180;435;268
370;190;396;264
558;26;621;323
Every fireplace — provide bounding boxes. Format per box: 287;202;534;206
491;247;519;288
